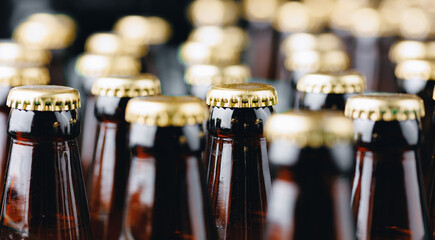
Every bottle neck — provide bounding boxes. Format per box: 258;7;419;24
8;109;80;141
208;106;274;138
95;96;130;123
296;92;352;111
189;84;211;101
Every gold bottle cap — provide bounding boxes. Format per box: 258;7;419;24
426;41;435;60
206;83;278;108
389;41;426;63
399;7;432;40
75;54;141;78
285;49;350;72
188;0;239;27
188;26;249;51
91;74;161;97
281;33;343;56
264;111;354;148
13;13;76;50
125;96;208;127
85;32;148;58
350;8;394;38
113;16;171;45
0;66;50;87
0;42;51;66
273;2;325;33
297;71;366;94
395;60;434;81
345;93;425;121
243;0;284;23
185;64;250;85
7;85;81;111
179;41;240;66
330;0;365;31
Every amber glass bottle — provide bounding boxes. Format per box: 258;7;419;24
204;83;277;240
345;94;431;240
185;64;250;100
295;71;365;110
87;74;161;240
0;85;91;239
75;53;141;179
264;111;355;240
121;96;217;240
395;60;435;192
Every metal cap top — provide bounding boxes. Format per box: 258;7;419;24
113;16;171;45
206;83;278;108
350;8;395;38
345;93;425;121
281;32;344;56
273;2;325;33
188;26;249;51
91;74;161;98
0;42;51;66
389;41;426;63
7;85;80;111
188;0;239;27
285;49;350;72
179;41;241;66
125;96;208;127
265;111;354;148
243;0;284;23
395;60;434;81
0;66;50;87
85;32;148;58
75;54;141;78
185;64;250;85
297;71;366;94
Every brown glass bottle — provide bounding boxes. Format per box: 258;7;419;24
345;94;431;240
295;71;365;111
0;85;91;239
121;96;217;240
75;54;141;180
87;75;160;240
204;83;277;240
264;111;355;240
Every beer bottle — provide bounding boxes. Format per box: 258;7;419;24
389;41;426;68
75;53;140;179
205;83;278;240
185;64;250;100
121;96;216;240
0;85;91;239
0;41;52;68
87;74;161;240
264;111;355;240
295;71;365;111
345;94;431;239
13;13;76;86
395;60;435;192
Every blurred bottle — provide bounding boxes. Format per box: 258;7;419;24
295;71;366;111
87;75;160;240
264;111;355;240
395;60;435;193
121;96;216;240
345;94;431;240
389;40;426;73
205;83;277;240
75;53;140;179
185;64;250;100
0;86;91;239
13;13;76;86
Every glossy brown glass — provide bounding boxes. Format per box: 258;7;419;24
0;86;10;200
121;123;217;240
294;92;355;111
265;140;355;239
87;96;131;240
0;108;92;239
351;118;431;239
205;106;273;240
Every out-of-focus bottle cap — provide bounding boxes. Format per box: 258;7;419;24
188;26;249;51
75;54;141;78
273;2;325;33
113;16;171;45
13;13;76;50
285;49;350;72
350;8;395;38
297;71;366;94
7;85;80;111
185;64;251;85
281;33;343;56
85;32;148;58
395;60;434;81
125;96;208;127
243;0;284;23
399;7;432;40
330;0;365;31
264;111;354;148
188;0;239;27
389;41;426;63
0;42;51;66
179;41;241;66
206;83;277;108
345;93;425;121
0;66;50;87
91;74;161;98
